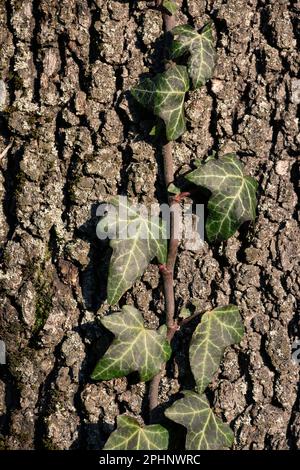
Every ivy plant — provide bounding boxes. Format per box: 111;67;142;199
91;306;171;382
97;196;167;304
186;154;258;241
170;23;216;89
132;65;189;141
162;0;177;15
103;416;169;450
92;2;258;451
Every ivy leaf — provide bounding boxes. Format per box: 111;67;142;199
132;65;189;141
149;119;164;137
104;416;169;450
178;306;191;319
170;23;216;89
189;305;244;394
149;125;158;136
167;182;181;195
97;196;167;305
162;0;177;15
165;390;233;450
91;305;171;382
185;153;258;241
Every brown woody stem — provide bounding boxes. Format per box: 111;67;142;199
149;1;178;417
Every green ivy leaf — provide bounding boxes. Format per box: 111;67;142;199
149;119;164;137
162;0;177;15
131;65;189;141
178;306;191;319
104;415;169;450
167;182;181;195
170;23;216;89
97;196;167;305
91;305;171;382
165;390;234;450
149;125;158;136
189;305;244;394
185;153;258;241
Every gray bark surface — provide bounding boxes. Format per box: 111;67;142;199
0;0;299;449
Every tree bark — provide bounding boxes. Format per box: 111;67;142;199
0;0;299;450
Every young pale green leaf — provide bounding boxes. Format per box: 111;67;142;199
149;119;164;137
149;124;158;136
178;306;192;319
162;0;177;15
189;305;244;394
97;196;167;305
165;390;233;450
91;305;171;382
185;153;258;241
132;65;189;141
104;415;169;450
167;182;181;195
170;23;216;89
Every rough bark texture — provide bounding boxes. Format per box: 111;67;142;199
0;0;299;450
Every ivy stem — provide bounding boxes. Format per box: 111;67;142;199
149;1;178;416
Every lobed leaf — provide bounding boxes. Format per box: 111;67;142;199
132;65;189;141
97;196;167;305
189;305;244;394
104;415;169;450
165;390;233;450
170;23;216;89
91;305;171;382
185;153;258;241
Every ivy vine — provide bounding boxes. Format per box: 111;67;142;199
91;1;258;450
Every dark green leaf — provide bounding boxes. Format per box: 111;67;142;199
132;77;156;111
104;415;169;450
189;305;244;393
91;305;171;382
165;390;234;450
132;65;189;141
162;0;177;15
170;23;216;89
97;196;167;305
185;153;258;241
